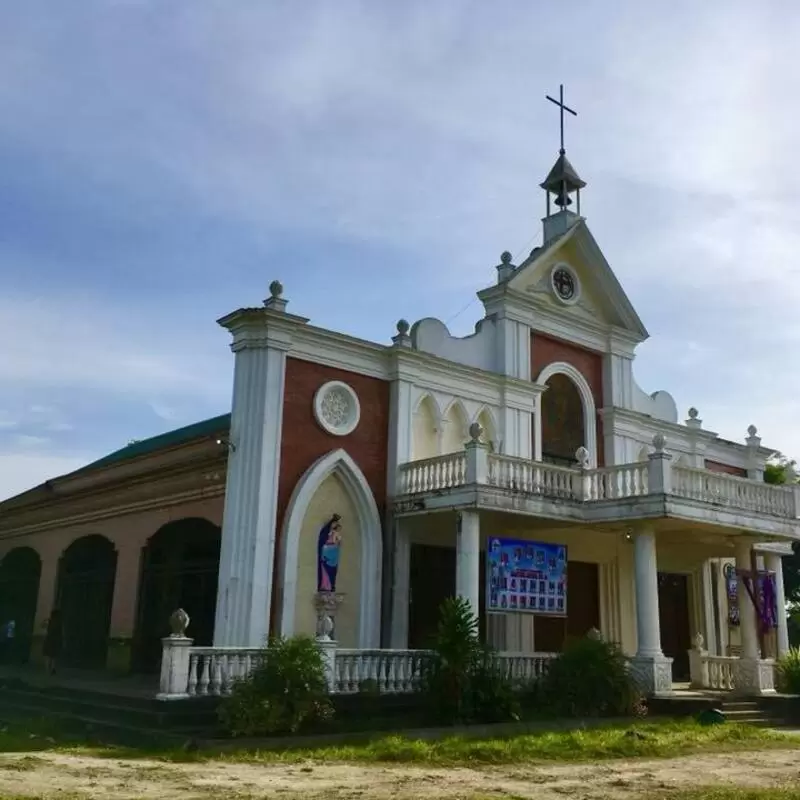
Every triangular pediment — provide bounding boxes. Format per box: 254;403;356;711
504;219;648;341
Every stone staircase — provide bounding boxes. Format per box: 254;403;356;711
717;699;789;728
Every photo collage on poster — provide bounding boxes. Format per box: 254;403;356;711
486;536;567;616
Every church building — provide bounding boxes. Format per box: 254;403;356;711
0;105;797;697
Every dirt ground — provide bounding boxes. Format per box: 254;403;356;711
1;748;800;799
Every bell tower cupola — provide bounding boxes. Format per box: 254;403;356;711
541;84;585;244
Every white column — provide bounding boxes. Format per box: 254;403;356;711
736;541;759;660
630;526;673;694
456;511;480;618
765;553;790;658
213;298;299;647
633;528;662;657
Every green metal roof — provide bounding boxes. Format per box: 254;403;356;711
82;413;231;471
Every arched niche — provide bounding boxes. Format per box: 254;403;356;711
412;394;440;460
0;547;41;664
56;535;118;669
277;449;382;648
534;362;598;468
133;517;221;672
441;400;470;455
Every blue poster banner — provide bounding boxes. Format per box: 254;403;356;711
486;537;567;616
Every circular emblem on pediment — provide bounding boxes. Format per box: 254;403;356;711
313;381;361;436
551;264;580;305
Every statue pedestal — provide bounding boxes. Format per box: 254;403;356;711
313;592;345;640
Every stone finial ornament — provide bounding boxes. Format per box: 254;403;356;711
747;424;758;438
688;407;698;420
693;632;705;651
169;608;190;638
469;422;483;443
500;251;513;264
392;318;412;347
652;433;666;453
575;446;590;469
264;279;288;311
587;627;603;641
496;250;516;282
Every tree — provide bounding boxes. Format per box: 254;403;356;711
764;455;800;644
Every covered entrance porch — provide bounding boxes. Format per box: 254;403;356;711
390;507;791;697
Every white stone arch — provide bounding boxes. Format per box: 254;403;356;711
473;405;499;452
277;449;382;647
441;398;470;454
534;361;598;468
411;392;442;459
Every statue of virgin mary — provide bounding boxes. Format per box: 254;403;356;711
317;514;343;593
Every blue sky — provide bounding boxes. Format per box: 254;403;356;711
1;1;799;499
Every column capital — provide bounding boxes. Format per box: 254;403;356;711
219;308;309;353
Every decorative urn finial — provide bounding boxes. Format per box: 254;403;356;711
168;608;190;638
469;422;483;443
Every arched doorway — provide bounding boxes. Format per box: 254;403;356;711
541;373;585;467
0;548;41;663
57;536;117;669
133;518;220;672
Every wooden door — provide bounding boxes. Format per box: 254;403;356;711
658;572;691;682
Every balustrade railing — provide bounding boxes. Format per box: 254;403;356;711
491;652;558;682
333;649;431;694
587;463;649;500
158;641;558;700
672;466;794;518
488;455;577;499
398;452;466;494
395;438;797;521
703;655;737;691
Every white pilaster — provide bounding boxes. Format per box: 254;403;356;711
736;541;759;660
701;559;718;655
213;295;305;647
630;525;673;695
765;553;790;658
390;519;411;648
456;511;480;618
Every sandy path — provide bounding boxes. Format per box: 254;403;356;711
0;748;799;799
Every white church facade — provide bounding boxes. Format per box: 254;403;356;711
0;143;797;699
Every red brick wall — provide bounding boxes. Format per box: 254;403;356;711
705;459;747;478
272;357;389;631
531;333;605;466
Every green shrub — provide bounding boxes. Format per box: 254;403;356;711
422;596;519;724
538;635;642;718
218;635;334;737
776;647;800;694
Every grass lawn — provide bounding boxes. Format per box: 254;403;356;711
0;717;799;799
0;714;797;764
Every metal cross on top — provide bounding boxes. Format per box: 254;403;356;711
546;84;577;155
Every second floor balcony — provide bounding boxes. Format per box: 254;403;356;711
395;431;800;540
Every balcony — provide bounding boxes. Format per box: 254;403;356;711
395;434;800;538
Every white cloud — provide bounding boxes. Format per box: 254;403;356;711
0;451;96;501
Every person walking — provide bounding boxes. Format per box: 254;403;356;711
43;610;62;675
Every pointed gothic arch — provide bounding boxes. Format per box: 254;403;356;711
277;449;382;647
412;393;441;460
534;361;598;468
474;406;499;452
441;399;470;454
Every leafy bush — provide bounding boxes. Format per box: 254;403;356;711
422;596;519;724
776;647;800;694
218;635;334;737
537;635;642;718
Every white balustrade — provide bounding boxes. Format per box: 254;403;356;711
184;647;263;697
332;649;431;694
702;655;737;691
492;652;558;682
398;453;466;494
587;464;649;500
488;455;577;499
672;466;794;518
